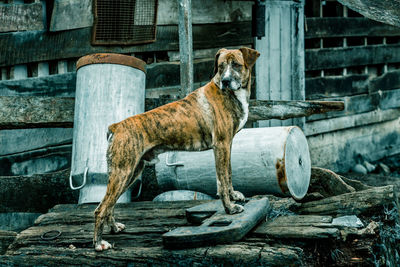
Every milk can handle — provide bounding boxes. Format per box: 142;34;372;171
69;167;88;190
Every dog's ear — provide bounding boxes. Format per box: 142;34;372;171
213;48;227;76
239;47;260;69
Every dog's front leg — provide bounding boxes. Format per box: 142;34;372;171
213;141;244;214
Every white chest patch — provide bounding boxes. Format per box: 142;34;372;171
234;89;249;132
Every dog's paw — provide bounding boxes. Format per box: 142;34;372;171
226;204;244;214
95;240;112;251
111;222;125;234
230;190;245;202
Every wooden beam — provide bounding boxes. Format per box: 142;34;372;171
0;22;252;67
305;17;400;39
0;96;344;130
337;0;400;28
178;0;194;97
0;3;44;33
305;44;400;71
0;96;74;129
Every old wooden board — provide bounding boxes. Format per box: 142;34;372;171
163;198;269;248
0;96;344;129
1;200;303;266
0;3;44;33
49;0;93;32
0;22;252;67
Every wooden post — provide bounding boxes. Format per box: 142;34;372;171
255;0;305;128
177;0;194;98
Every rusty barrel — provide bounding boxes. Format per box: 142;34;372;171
156;126;311;200
70;53;146;204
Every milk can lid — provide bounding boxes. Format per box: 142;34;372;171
76;53;146;73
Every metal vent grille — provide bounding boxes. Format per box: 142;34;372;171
92;0;158;45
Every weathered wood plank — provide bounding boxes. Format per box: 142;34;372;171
304;108;400;136
305;17;400;38
0;96;344;129
0;22;252;67
306;74;370;100
369;69;400;93
307;117;400;172
178;0;194;97
0;169;78;213
49;0;93;32
295;185;396;216
157;0;252;25
305;44;400;71
0;96;74;129
338;0;400;28
0;3;44;33
0;231;16;255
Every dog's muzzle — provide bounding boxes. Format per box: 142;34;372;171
221;78;240;91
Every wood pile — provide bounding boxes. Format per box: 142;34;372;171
0;168;399;266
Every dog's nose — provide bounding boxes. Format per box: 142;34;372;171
221;79;230;88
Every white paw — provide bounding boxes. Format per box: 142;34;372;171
95;240;112;251
111;222;125;233
230;190;245;202
227;204;244;214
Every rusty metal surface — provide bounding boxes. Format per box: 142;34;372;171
76;53;146;73
92;0;158;45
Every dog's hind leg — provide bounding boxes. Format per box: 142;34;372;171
93;159;143;251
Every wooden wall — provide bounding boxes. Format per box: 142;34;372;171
0;0;399;177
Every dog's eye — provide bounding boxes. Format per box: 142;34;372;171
233;62;242;69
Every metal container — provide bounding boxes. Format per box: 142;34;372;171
70;53;146;204
156;126;311;200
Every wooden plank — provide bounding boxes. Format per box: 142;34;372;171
0;95;344;129
157;0;252;25
307;117;400;171
49;0;93;32
369;69;400;93
306;74;369;100
305;44;400;71
305;108;400;136
0;96;74;129
0;230;16;254
0;169;78;213
0;3;44;33
0;22;252;67
305;17;400;38
255;0;305;128
178;0;194;97
337;0;400;28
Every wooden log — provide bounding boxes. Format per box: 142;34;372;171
0;3;44;33
305;17;400;38
0;96;74;129
307;167;356;199
0;22;252;67
156;127;311;200
248;100;344;122
305;44;400;71
0;169;78;213
337;0;400;28
0;231;16;255
0;96;344;129
294;185;396;216
178;0;194;97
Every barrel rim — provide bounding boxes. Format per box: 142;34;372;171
76;53;146;73
284;126;311;200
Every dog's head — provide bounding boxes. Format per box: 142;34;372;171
213;47;260;91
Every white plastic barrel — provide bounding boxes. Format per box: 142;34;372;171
156;126;311;200
70;53;146;204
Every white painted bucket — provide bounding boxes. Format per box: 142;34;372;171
156;126;311;200
70;53;146;204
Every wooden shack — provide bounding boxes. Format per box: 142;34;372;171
0;0;400;265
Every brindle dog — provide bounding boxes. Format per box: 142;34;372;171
94;47;260;251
